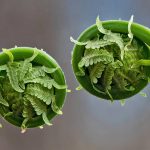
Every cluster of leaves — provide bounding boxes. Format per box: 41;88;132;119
71;16;149;101
0;49;66;131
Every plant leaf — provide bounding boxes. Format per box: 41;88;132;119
42;112;52;126
0;65;7;72
18;61;32;81
22;98;35;118
24;66;46;80
78;49;114;68
70;37;87;45
0;91;9;107
103;61;122;91
85;38;113;49
96;16;111;34
51;96;63;115
24;76;66;90
18;49;38;81
25;94;47;116
6;62;24;92
21;118;29;132
89;63;105;84
26;83;54;105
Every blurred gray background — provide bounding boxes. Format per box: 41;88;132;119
0;0;150;150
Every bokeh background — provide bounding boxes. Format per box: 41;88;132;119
0;0;150;150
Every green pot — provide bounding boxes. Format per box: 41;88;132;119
0;47;67;128
72;20;150;100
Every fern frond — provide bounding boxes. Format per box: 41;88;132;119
103;64;115;91
70;37;87;45
0;65;7;72
113;71;128;91
24;76;66;90
96;16;111;34
18;61;32;81
4;112;13;118
103;61;122;91
26;83;54;105
24;66;58;81
124;15;134;50
52;80;67;89
85;39;113;49
24;94;52;126
103;33;124;50
24;67;46;80
12;99;24;116
21;118;29;132
42;66;59;74
70;35;113;49
6;62;24;92
42;112;52;126
0;91;9;107
51;96;63;115
89;63;105;83
79;49;114;68
25;94;47;116
18;50;38;81
22;98;36;118
96;16;124;59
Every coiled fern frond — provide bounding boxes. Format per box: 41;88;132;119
71;16;149;101
0;49;66;132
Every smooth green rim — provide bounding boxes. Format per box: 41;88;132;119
0;47;67;128
72;20;150;100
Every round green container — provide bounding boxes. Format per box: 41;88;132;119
72;20;150;100
0;47;67;128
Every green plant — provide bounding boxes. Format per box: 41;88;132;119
71;16;150;101
0;47;67;132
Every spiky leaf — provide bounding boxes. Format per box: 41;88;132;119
89;63;105;83
51;96;63;115
25;94;47;116
6;62;24;92
26;83;54;105
24;76;66;90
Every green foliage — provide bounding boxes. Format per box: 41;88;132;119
22;98;35;118
0;65;7;71
25;94;47;116
89;63;105;84
0;91;9;107
6;62;24;93
71;16;148;101
0;49;66;129
26;84;54;105
42;113;52;126
24;67;46;80
79;49;114;67
24;76;66;90
18;61;32;81
51;96;63;115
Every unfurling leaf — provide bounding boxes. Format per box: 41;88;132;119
6;62;24;93
51;96;63;115
42;113;52;126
